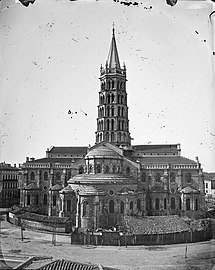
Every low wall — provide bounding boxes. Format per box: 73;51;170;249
71;227;213;246
8;211;72;233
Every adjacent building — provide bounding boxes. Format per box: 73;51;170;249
0;162;20;208
19;28;205;231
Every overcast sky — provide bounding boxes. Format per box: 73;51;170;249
0;0;215;172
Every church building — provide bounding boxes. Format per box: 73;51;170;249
19;28;205;231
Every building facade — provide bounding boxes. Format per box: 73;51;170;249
19;28;205;231
0;162;20;208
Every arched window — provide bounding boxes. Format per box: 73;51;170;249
107;94;111;103
111;106;115;116
99;133;102;142
30;172;35;181
107;119;110;130
155;198;160;210
141;172;146;182
44;172;48;181
118;119;121;130
185;172;192;183
130;201;133;210
118;107;121;117
79;166;84;174
149;197;152;210
164;198;167;209
95;164;101;173
137;199;141;211
83;201;89;217
179;198;182;210
105;166;110;174
56;172;61;181
123;133;126;142
106;132;109;141
109;200;115;213
155;173;161;182
126;167;130;175
35;194;39;205
67;200;71;212
112;165;116;173
53;195;57;207
117;95;120;103
122;107;124;117
111;94;115;102
111;132;115;142
89;164;93;173
43;194;47;205
171;197;176;209
120;201;124;214
112;80;115;89
27;194;30;205
186;198;190;211
170;172;176;182
111;119;114;130
107;107;110;117
122;120;124;130
195;198;198;210
108;81;110;90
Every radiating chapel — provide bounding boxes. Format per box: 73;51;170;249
19;29;205;231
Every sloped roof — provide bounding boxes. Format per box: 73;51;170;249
86;144;122;159
139;156;197;165
124;215;190;235
62;184;106;196
132;144;179;153
68;173;137;185
26;158;84;164
48;146;88;154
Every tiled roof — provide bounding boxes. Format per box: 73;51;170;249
38;259;100;270
132;144;179;153
48;146;88;154
124;215;190;235
26;158;83;164
138;156;197;165
68;173;137;185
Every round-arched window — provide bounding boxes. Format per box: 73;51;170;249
109;200;115;213
44;172;48;181
96;164;101;173
30;172;35;181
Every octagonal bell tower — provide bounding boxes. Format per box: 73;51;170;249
95;28;131;147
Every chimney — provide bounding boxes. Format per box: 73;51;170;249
14;164;16;167
26;157;29;162
30;158;35;161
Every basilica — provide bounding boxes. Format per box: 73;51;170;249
19;29;205;231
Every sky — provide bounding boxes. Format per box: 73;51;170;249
0;0;215;172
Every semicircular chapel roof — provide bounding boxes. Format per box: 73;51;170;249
68;173;137;185
60;184;105;196
86;144;122;159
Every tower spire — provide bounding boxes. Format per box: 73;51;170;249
107;25;121;69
